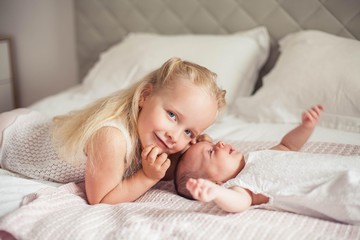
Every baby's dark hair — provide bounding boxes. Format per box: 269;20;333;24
174;155;195;200
173;151;208;200
174;134;215;200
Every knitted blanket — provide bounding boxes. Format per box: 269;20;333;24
0;141;359;240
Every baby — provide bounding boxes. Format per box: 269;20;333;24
174;105;360;225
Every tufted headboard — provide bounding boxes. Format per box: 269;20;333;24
74;0;360;80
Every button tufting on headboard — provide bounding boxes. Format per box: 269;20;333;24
74;0;360;80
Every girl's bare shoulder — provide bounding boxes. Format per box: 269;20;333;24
87;126;128;159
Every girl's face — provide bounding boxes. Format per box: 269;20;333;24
137;80;218;155
183;141;243;184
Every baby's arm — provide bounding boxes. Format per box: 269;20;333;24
186;178;252;213
272;105;323;151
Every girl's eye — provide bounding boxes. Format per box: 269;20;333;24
184;129;193;137
168;111;176;120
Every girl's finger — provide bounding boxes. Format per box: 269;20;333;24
161;158;171;169
141;146;153;158
148;147;159;163
155;152;167;164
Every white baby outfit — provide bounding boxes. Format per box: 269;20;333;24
0;111;138;183
223;150;360;225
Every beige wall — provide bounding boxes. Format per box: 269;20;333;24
0;0;78;107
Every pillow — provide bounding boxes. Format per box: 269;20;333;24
82;27;270;111
232;30;360;133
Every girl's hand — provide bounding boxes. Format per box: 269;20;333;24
141;146;171;180
302;105;323;128
186;178;219;202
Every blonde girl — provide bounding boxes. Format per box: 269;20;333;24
0;57;226;204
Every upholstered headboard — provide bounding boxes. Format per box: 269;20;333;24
74;0;360;80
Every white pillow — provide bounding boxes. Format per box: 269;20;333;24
82;27;270;110
30;27;270;117
233;30;360;133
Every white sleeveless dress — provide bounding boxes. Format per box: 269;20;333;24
0;111;138;183
223;150;360;225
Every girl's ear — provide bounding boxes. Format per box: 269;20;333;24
139;84;153;107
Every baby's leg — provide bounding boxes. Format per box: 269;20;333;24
0;108;31;147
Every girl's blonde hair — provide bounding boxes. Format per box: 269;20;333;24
52;57;226;173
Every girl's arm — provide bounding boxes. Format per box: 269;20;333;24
186;178;254;213
85;127;169;205
271;105;323;151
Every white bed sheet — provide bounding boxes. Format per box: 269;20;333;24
1;117;359;219
0;131;359;239
209;115;360;145
0;169;60;217
2;69;360;238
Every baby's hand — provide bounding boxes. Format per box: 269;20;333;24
141;146;171;180
302;105;323;129
186;178;219;202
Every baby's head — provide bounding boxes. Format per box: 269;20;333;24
174;140;244;199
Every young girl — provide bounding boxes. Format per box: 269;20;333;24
175;105;360;225
0;57;226;205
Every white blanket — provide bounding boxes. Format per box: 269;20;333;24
1;141;360;240
1;180;360;240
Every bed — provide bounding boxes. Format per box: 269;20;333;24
1;0;360;239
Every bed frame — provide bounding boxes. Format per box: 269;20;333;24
74;0;360;80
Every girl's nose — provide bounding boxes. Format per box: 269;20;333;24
166;129;181;143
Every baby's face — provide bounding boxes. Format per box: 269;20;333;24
182;141;244;183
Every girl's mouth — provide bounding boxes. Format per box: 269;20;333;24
154;133;169;150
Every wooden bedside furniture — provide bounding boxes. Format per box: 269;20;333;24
0;36;17;113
